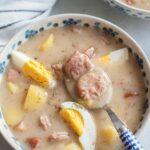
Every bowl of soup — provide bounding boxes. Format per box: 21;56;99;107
104;0;150;19
0;14;149;150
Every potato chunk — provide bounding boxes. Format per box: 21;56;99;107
24;84;48;111
4;105;24;126
7;82;19;94
100;125;118;144
40;34;54;51
99;54;111;63
64;142;82;150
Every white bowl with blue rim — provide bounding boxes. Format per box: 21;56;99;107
0;14;149;150
104;0;150;19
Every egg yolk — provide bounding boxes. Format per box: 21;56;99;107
22;59;53;87
60;108;84;136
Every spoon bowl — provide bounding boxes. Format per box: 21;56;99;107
64;65;113;109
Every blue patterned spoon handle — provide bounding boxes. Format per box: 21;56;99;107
119;126;143;150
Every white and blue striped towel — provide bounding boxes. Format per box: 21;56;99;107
0;0;56;50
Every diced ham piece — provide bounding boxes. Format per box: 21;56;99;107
27;137;41;149
77;72;106;100
124;92;139;98
126;0;134;5
7;69;19;81
72;43;80;49
52;64;63;81
100;35;110;45
64;51;93;79
48;132;69;142
49;100;61;108
15;121;27;132
84;47;95;59
70;27;82;34
39;114;51;130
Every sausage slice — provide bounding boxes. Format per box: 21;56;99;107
77;72;106;100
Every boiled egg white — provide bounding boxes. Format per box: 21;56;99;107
60;102;96;150
99;48;129;63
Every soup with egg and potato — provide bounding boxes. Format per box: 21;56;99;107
121;0;150;10
0;26;146;150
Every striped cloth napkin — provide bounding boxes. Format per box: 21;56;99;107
0;0;56;50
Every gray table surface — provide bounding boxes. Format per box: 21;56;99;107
0;0;150;149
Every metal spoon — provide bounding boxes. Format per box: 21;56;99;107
63;67;143;150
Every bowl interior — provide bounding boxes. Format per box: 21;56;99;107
104;0;150;19
0;14;149;150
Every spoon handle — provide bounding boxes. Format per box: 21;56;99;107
105;107;143;150
119;126;143;150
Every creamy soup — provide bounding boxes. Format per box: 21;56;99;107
0;26;146;150
120;0;150;10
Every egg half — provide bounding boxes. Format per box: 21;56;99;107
11;51;56;88
60;102;96;150
99;48;129;63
